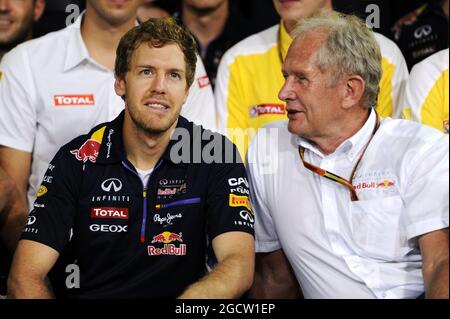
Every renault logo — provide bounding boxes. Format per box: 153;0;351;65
101;178;122;192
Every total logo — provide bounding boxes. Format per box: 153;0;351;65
54;94;95;106
148;231;186;256
249;104;286;118
89;224;128;233
90;207;129;219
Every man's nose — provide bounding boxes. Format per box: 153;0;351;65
0;0;11;12
150;73;166;94
279;77;295;102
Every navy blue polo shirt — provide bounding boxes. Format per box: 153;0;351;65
22;111;254;298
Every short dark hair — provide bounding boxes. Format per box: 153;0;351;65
115;17;197;88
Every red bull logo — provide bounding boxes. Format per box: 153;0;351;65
147;244;187;256
70;126;106;163
151;231;183;244
149;231;186;256
377;179;395;189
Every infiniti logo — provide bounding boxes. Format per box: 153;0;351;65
414;25;432;39
27;216;37;226
239;210;254;223
101;178;122;192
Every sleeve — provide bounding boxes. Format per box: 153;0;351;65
402;56;448;132
205;137;254;240
246;135;281;253
215;51;250;159
403;135;449;240
377;38;409;119
0;46;38;152
181;56;217;132
21;143;81;253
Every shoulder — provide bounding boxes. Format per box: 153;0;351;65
410;48;449;77
379;117;448;152
373;32;405;62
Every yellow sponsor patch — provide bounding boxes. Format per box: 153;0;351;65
36;185;48;198
229;194;252;212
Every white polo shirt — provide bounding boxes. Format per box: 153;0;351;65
0;14;216;208
247;110;449;299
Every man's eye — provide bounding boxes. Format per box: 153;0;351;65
141;69;152;76
170;72;181;79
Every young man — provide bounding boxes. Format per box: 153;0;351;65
0;0;45;60
0;0;216;222
215;0;408;159
8;17;254;299
247;12;448;299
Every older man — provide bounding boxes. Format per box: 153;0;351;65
215;0;408;159
247;12;448;299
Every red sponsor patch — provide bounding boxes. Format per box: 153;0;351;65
147;244;187;256
90;207;129;219
197;75;210;88
249;104;286;118
70;139;101;163
54;94;95;106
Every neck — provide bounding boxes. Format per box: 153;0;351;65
81;11;136;70
182;1;228;50
123;112;175;171
0;30;32;61
443;0;449;18
308;109;370;156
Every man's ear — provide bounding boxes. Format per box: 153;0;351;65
114;77;126;100
342;75;365;110
33;0;46;22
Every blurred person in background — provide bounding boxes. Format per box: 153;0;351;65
0;0;45;60
174;0;257;88
401;48;449;132
392;0;448;70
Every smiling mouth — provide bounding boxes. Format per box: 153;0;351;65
0;19;13;27
145;103;169;111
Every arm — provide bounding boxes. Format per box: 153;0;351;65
419;228;449;299
0;166;12;213
249;249;302;299
8;239;60;298
178;231;255;299
0;147;31;252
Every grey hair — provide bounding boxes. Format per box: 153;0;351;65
292;11;382;109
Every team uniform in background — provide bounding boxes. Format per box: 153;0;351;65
402;48;449;133
215;21;409;158
0;14;216;209
247;110;449;299
22;112;254;298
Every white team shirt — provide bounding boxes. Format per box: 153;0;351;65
0;14;216;207
247;110;449;299
401;48;449;133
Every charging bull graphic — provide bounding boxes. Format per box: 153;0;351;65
70;126;106;163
